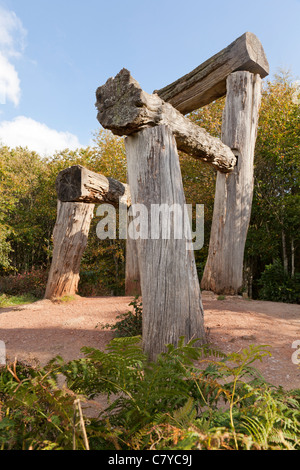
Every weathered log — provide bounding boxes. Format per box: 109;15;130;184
96;69;236;173
44;201;95;299
56;165;131;207
201;71;262;295
125;125;206;360
155;32;268;114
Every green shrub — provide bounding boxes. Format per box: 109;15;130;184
101;296;143;337
0;268;48;299
77;270;112;297
0;360;86;450
0;336;299;450
258;260;300;304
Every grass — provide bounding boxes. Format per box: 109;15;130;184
53;295;76;303
217;295;226;300
0;293;38;308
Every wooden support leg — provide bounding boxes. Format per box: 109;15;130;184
125;125;206;361
125;230;141;297
125;172;141;297
44;201;95;299
201;71;262;295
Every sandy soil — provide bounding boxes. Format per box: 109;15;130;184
0;292;299;390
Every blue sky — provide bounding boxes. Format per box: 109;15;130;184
0;0;299;156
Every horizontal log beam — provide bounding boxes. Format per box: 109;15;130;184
95;69;236;173
155;32;269;114
56;165;131;206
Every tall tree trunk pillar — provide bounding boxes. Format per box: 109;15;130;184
45;201;95;299
125;125;206;361
201;71;262;295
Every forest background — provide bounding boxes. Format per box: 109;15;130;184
0;73;299;304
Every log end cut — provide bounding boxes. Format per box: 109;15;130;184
95;68;151;136
155;32;269;114
237;32;269;78
56;165;83;202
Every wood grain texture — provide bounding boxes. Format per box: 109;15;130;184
125;125;206;360
201;71;262;295
44;201;95;299
125;231;141;296
155;32;268;114
96;69;236;173
56;165;131;207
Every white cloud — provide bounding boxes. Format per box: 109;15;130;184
0;116;83;156
0;8;83;155
0;7;27;57
0;53;20;105
0;7;26;106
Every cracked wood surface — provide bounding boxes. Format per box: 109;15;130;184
56;165;131;207
96;68;236;173
155;32;268;114
201;71;262;294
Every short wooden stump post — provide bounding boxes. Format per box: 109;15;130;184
44;201;95;300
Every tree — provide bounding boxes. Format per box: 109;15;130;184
0;146;55;273
245;73;300;298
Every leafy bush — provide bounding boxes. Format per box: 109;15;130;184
78;270;112;297
0;360;87;450
258;260;300;304
101;297;143;337
0;268;48;299
0;337;299;450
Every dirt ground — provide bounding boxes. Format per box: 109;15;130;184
0;292;299;390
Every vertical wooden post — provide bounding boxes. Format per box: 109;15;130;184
125;172;141;297
125;125;206;360
201;71;262;295
44;201;95;299
125;226;141;296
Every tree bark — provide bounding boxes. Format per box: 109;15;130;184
125;125;206;360
96;69;236;173
155;32;269;114
201;71;262;295
125;224;141;296
44;201;95;299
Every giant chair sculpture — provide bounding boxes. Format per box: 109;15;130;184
45;33;269;360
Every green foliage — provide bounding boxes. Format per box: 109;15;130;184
245;74;300;297
0;336;299;450
258;260;300;303
101;297;143;337
0;268;48;299
0;146;58;274
0;360;88;450
0;293;38;308
0;130;127;288
217;295;226;301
